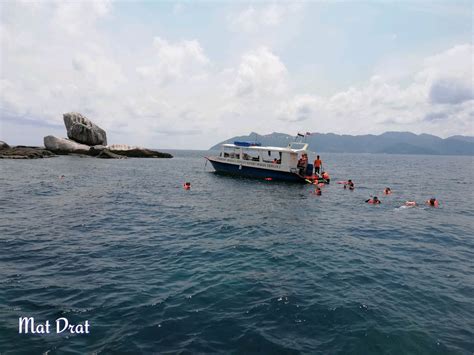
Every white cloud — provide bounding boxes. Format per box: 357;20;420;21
276;44;474;136
228;3;302;33
53;0;112;35
233;47;287;98
277;95;322;122
136;37;209;85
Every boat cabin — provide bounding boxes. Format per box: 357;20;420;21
218;141;309;173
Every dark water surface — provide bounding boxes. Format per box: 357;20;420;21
0;151;473;354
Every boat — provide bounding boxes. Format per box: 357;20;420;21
206;141;313;182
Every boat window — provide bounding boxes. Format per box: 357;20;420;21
263;150;281;164
222;146;241;159
242;149;260;162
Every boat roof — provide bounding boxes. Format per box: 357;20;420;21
222;143;308;153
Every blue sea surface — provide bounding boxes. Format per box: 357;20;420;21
0;151;473;354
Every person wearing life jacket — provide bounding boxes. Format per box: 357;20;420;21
183;182;191;190
314;155;322;174
344;179;354;190
384;187;392;195
426;198;439;207
321;171;330;183
298;153;308;175
366;196;381;204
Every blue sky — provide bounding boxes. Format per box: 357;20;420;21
1;1;472;149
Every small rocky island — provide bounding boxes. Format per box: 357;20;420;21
0;112;172;159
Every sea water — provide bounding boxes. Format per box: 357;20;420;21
0;151;473;353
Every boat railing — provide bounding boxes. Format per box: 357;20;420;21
288;142;308;151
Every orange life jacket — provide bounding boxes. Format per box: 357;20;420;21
314;159;321;167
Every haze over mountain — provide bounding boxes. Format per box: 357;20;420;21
211;132;474;156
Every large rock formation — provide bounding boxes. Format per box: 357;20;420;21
63;112;107;146
0;141;10;150
44;135;91;154
38;112;172;159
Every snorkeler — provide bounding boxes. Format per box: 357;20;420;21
321;171;330;183
344;179;354;190
425;198;439;207
384;187;392;195
366;196;381;204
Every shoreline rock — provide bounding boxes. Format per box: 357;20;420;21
44;136;91;154
2;112;173;159
95;149;127;159
109;148;172;158
0;144;57;159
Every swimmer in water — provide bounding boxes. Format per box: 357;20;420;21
425;198;439;207
405;201;417;207
344;179;354;190
314;186;322;195
384;187;392;195
183;182;191;190
366;196;381;204
321;171;330;183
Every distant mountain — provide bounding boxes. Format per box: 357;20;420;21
210;131;474;156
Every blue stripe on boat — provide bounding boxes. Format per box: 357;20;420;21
208;159;305;182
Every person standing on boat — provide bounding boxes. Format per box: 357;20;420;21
314;155;322;175
298;153;308;175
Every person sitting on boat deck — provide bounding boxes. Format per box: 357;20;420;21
314;155;322;174
321;171;330;183
425;198;439;207
273;158;278;164
344;179;354;190
366;196;381;204
384;187;392;195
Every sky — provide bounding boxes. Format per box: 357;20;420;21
0;1;473;149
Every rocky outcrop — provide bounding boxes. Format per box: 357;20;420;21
63;112;107;146
96;149;126;159
109;147;172;158
20;111;172;159
106;144;172;158
44;135;91;154
106;144;138;151
5;111;172;159
0;145;57;159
